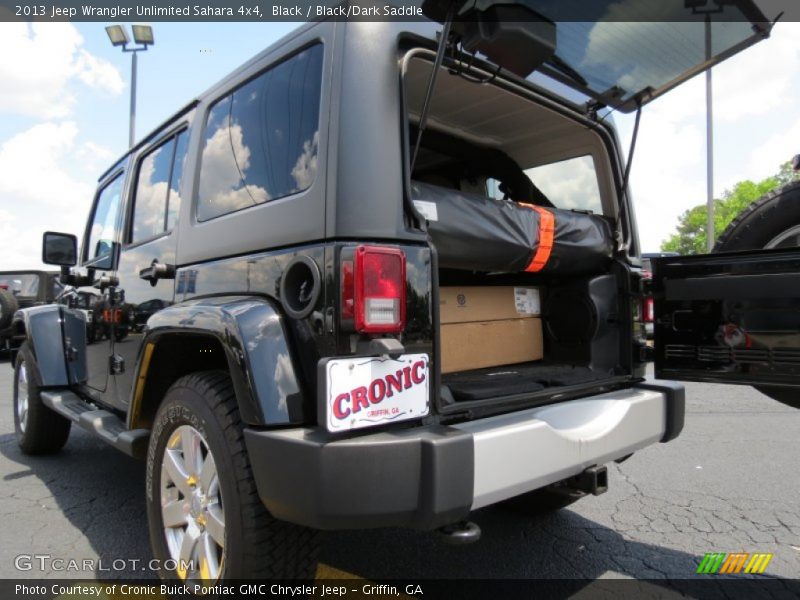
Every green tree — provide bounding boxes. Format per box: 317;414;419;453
661;162;798;254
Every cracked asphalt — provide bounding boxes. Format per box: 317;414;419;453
0;357;798;583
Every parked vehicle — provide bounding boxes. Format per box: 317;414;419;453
0;270;61;353
12;3;795;583
130;298;171;333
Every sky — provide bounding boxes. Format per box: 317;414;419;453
0;19;799;270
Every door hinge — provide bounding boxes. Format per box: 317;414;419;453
109;354;125;375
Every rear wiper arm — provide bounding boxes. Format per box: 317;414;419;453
544;54;588;87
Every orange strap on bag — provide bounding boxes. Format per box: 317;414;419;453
518;203;555;273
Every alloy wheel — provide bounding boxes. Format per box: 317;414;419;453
160;425;225;582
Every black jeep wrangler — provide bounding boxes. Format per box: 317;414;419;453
11;2;798;582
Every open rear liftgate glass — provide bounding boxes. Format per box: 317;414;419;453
652;250;800;388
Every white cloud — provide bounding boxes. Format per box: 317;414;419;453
291;131;319;191
711;24;800;122
0;122;93;208
617;21;800;251
0;122;97;269
748;117;800;180
75;140;116;173
0;22;124;118
197;119;269;219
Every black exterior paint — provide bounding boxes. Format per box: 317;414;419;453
243;423;473;530
143;296;303;425
162;241;433;426
653;249;800;387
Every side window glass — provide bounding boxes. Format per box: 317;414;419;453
131;129;189;243
132;138;175;242
167;131;189;231
197;44;324;221
87;174;124;262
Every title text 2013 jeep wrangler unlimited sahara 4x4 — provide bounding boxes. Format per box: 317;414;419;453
12;1;797;582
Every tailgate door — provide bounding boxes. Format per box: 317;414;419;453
653;250;800;387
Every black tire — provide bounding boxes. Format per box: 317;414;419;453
86;325;96;345
0;289;19;330
13;343;71;454
146;371;319;581
751;387;800;410
501;485;585;516
713;180;800;252
714;180;800;409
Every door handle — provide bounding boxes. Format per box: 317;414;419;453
139;260;176;284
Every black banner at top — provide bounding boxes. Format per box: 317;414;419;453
0;0;795;23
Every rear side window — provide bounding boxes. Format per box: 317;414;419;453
131;130;189;243
196;44;323;222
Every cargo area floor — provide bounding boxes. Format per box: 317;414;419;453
442;363;612;401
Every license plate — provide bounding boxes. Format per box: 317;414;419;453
323;353;430;432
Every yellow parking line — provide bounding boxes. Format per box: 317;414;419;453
316;562;366;580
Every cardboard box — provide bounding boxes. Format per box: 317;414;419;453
441;317;543;373
440;286;540;324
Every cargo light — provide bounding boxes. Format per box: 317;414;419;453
342;245;406;334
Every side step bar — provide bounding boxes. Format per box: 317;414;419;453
41;390;149;459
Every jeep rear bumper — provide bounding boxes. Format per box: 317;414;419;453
243;382;684;530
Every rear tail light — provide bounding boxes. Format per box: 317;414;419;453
643;297;654;323
341;245;406;334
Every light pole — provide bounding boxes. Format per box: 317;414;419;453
704;14;714;252
105;25;154;149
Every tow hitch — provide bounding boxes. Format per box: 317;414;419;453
569;465;608;496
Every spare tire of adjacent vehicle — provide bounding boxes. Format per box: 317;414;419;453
713;181;800;252
713;180;800;409
0;289;19;330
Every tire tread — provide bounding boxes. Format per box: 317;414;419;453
15;343;71;455
713;180;800;252
153;370;319;579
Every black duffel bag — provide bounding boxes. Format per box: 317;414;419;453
410;181;614;275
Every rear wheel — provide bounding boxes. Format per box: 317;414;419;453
0;289;19;330
714;180;800;409
13;343;71;454
146;371;319;581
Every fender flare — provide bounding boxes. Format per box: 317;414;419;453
12;306;66;384
136;295;305;426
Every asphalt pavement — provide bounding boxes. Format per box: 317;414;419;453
0;357;798;585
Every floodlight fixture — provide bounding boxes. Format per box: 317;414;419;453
132;24;154;46
105;25;129;46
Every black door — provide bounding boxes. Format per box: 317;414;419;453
77;169;128;394
112;128;189;409
652;250;800;389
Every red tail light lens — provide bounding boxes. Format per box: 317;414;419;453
644;297;654;323
352;245;406;333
